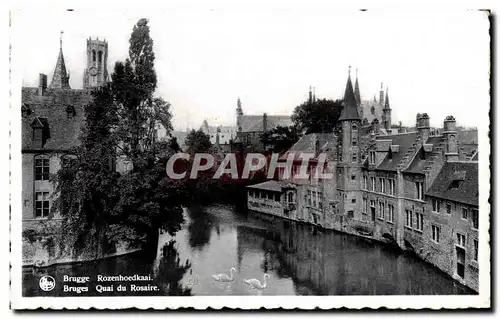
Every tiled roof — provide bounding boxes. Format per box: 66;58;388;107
240;114;292;132
280;133;335;160
462;143;478;157
21;88;91;151
376;132;419;171
458;129;478;145
404;136;445;174
426;161;478;206
246;180;284;192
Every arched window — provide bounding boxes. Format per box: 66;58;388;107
92;50;96;62
371;106;375;115
352;124;358;132
98;51;103;62
288;192;294;203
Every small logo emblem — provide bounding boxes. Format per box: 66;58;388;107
39;275;56;292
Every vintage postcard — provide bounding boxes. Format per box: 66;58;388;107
9;5;491;310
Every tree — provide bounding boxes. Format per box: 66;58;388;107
53;19;185;261
52;85;120;258
184;129;212;155
111;18;172;171
291;98;343;134
261;125;301;153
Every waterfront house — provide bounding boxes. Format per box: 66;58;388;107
246;68;481;291
424;161;479;291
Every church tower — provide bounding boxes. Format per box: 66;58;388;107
236;97;243;131
338;66;362;221
83;37;108;89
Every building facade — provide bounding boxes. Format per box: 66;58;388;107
234;98;293;152
246;68;481;291
21;36;137;267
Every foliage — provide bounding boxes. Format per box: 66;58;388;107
52;19;184;260
292;98;343;134
261;125;301;153
184;129;212;155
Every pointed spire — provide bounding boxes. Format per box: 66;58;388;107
312;86;316;102
236;97;243;116
384;87;391;109
379;82;384;106
308;86;313;104
339;66;360;121
49;31;71;89
354;68;361;106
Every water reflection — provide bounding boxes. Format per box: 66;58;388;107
23;204;475;296
23;239;192;296
186;205;213;250
154;240;192;296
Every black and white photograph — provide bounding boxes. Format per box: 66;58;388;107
9;3;491;310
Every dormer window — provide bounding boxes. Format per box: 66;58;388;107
21;103;31;118
66;105;76;118
31;117;49;148
369;150;376;165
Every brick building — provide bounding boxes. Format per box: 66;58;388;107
21;36;122;267
246;67;481;291
234;98;293;152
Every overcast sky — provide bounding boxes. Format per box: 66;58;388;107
13;7;489;130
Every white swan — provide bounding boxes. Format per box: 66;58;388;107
244;274;270;289
212;267;236;282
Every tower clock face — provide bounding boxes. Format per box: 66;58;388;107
89;67;98;76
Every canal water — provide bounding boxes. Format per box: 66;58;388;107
23;204;475;296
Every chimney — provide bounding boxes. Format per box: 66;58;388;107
372;118;380;135
38;73;47;96
398;124;406;134
443;115;459;161
417;113;431;142
263;113;268;132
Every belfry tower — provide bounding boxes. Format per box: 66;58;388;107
83;37;108;89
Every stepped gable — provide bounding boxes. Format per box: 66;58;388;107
375;132;419;171
21;88;91;151
426;161;478;206
404;135;446;174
